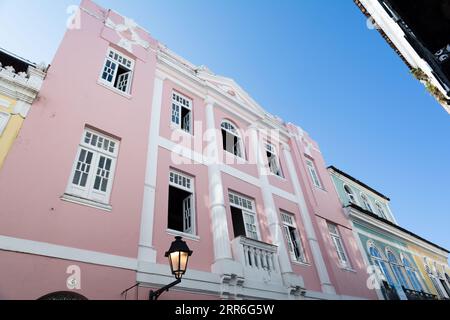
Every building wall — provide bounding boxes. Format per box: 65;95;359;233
287;126;377;299
330;173;391;220
0;0;383;300
0;0;157;267
408;243;450;298
354;223;430;293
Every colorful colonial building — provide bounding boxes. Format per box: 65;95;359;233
0;0;380;300
0;48;46;169
328;166;450;300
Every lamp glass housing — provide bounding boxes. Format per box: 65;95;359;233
165;237;193;280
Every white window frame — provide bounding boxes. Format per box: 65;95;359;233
229;192;260;240
0;111;11;136
375;201;387;219
265;143;284;177
360;193;374;212
171;91;193;134
306;158;322;189
281;211;307;263
99;48;135;94
65;128;119;206
327;222;351;268
168;170;196;235
221;120;245;160
343;184;357;204
386;249;410;289
401;254;424;292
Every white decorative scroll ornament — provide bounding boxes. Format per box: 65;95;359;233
218;85;245;103
105;17;150;54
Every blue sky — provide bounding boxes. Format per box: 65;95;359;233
1;0;449;255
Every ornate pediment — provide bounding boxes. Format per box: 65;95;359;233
196;68;266;116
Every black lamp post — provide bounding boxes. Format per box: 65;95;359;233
149;236;193;300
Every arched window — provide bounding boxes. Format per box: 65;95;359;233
265;143;283;177
369;244;395;286
360;193;373;212
344;184;357;204
375;202;387;219
387;250;409;288
402;256;423;292
221;120;244;159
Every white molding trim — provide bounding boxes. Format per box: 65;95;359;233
137;74;165;264
0;235;137;270
60;194;112;212
157;136;299;205
0;235;369;300
349;208;449;258
350;220;385;300
282;142;336;294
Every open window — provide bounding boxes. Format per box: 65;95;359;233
228;192;259;240
265;143;283;177
306;158;322;189
100;48;134;94
168;170;195;235
344;184;357;204
369;244;395;287
387;250;409;289
402;256;424;292
221;120;244;159
171;91;193;134
281;211;306;263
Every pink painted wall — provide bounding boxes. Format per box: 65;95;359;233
0;0;157;259
287;124;377;299
0;251;136;300
0;0;381;300
152;148;215;273
272;194;322;292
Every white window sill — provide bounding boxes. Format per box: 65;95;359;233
270;172;287;181
223;151;247;164
97;80;132;100
61;194;112;212
314;186;327;193
291;260;311;267
340;266;356;273
166;229;200;242
170;124;193;136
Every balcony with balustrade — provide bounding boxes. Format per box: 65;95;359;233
231;236;283;287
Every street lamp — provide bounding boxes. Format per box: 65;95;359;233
149;236;193;300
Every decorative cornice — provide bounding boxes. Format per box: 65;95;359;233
347;205;449;257
0;63;46;104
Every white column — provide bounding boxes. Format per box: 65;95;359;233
249;125;294;278
137;70;165;265
282;143;336;294
205;98;243;277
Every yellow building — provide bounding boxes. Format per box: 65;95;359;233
0;48;46;169
409;243;450;299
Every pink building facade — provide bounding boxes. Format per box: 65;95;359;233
0;0;377;300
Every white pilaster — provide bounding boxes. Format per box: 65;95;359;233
137;70;166;266
282;142;336;294
249;125;294;280
205;98;244;277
